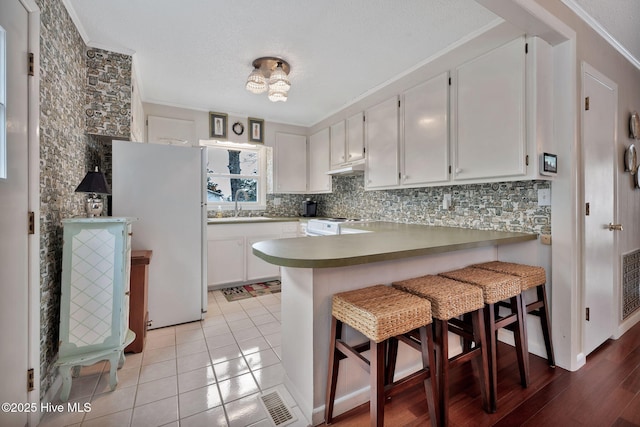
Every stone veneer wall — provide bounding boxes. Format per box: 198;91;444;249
266;175;551;235
85;48;132;138
37;0;132;397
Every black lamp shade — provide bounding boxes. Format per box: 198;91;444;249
75;168;111;195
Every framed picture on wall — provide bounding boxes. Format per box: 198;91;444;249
248;117;264;143
209;112;228;139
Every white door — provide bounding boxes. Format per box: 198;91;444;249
582;63;618;356
0;0;30;425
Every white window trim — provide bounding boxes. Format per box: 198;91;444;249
0;25;6;179
200;140;267;211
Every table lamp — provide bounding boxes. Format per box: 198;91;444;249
75;166;111;217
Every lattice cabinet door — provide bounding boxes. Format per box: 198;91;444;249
56;218;135;401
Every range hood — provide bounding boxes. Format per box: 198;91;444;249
326;160;365;176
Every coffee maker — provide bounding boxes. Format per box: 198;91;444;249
302;198;317;217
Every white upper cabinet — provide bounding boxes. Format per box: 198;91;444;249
274;132;307;193
330;112;365;168
453;36;526;181
308;127;332;193
401;72;450;186
365;96;400;189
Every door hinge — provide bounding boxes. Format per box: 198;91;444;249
363;115;366;122
585;96;590;111
585;202;590;216
28;53;34;76
27;368;34;391
448;77;452;86
525;43;529;54
586;307;590;321
398;100;401;108
399;172;401;179
363;147;366;154
449;165;452;174
28;212;35;235
526;155;529;166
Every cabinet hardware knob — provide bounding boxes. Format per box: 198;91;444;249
125;291;130;295
455;168;462;174
608;223;623;231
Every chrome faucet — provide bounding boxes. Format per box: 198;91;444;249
234;189;249;217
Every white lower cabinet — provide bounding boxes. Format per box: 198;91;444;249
207;221;298;287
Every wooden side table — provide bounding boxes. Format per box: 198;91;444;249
125;250;152;353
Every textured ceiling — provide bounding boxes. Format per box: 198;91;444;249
63;0;500;126
566;0;640;67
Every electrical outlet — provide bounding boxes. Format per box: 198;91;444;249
273;197;281;206
538;189;551;206
443;194;452;210
540;234;552;245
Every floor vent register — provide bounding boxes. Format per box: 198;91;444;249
259;390;297;427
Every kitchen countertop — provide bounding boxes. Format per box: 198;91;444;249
252;222;537;268
207;216;303;224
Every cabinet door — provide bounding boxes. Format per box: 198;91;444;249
402;72;450;186
308;128;332;193
330;120;346;167
274;132;307;193
346;112;365;163
365;96;399;189
454;36;526;181
246;235;281;281
207;238;244;286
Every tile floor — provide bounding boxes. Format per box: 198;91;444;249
39;290;309;427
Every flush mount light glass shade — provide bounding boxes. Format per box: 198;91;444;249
245;68;267;94
268;88;287;102
268;63;291;92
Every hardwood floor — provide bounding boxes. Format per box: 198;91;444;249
320;321;640;426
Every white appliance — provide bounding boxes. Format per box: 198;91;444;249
112;141;207;329
305;218;372;236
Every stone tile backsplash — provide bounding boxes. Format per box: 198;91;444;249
266;175;551;235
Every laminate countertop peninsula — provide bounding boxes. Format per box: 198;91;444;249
251;221;537;268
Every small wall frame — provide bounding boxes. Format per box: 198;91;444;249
248;118;264;143
209;112;228;139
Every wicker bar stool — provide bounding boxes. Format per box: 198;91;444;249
472;261;555;367
439;267;525;412
325;285;438;427
392;275;491;426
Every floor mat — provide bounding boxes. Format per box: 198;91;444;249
221;280;281;302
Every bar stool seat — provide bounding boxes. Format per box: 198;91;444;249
393;275;492;425
472;261;555;367
325;285;437;427
439;267;526;412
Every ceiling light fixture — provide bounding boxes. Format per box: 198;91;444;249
245;57;291;102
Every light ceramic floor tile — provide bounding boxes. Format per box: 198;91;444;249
159;422;179;427
175;321;203;331
225;393;268;427
214;357;250;381
179;405;228;427
138;359;177;384
205;332;236;348
85;385;137;421
177;365;216;393
253;364;286;391
38;398;88;427
177;350;212;374
142;346;176;366
202;323;232;337
237;337;271;356
60;373;101;401
201;314;227;328
272;346;282;360
244;307;269;317
209;343;243;364
250;313;277;325
94;366;140;394
228;318;255;332
80;409;132;427
79;361;106;376
134;376;177;407
257;321;280;336
245;349;281;371
220;304;245;314
263;332;281;348
231;326;262;342
146;326;175;338
178;384;222;419
217;372;260;404
121;352;143;370
177;339;209;357
145;333;176;351
175;328;205;345
271;312;282;322
130;395;178;427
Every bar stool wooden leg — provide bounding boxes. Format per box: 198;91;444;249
470;308;491;414
325;316;341;425
512;295;530;387
419;326;439;426
370;341;385;427
484;303;499;413
536;284;555;367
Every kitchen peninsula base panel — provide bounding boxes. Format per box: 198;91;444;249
280;246;498;426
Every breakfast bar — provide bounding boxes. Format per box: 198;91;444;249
252;222;541;426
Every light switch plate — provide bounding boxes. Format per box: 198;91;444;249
538;189;551;206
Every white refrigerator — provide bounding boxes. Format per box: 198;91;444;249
112;141;207;329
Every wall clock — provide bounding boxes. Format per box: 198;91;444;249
232;122;244;136
631;112;640;140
